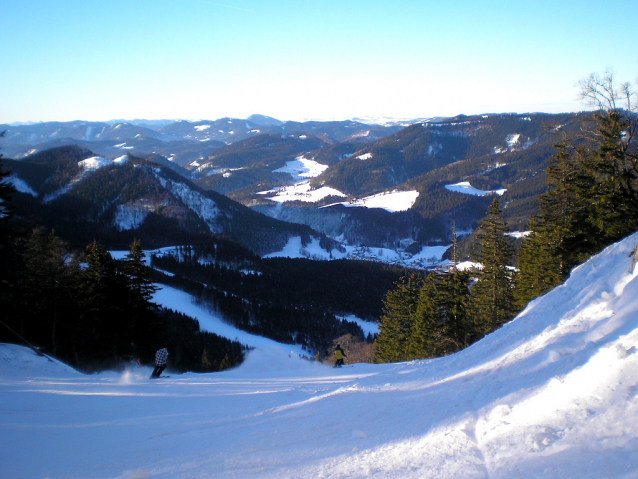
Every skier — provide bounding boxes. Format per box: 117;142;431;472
334;344;346;367
150;347;168;378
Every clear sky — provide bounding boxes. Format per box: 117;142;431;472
2;0;638;123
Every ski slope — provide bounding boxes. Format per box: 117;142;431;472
3;233;638;478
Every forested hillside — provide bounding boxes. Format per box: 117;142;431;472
240;112;592;252
375;73;638;365
4;148;335;255
151;243;416;351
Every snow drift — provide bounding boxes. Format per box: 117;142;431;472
2;233;638;478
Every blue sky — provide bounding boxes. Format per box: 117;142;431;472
2;0;637;123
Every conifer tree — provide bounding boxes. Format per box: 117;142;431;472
0;131;14;225
21;228;76;354
514;218;563;310
77;241;129;366
407;273;440;358
469;198;515;337
373;274;421;363
122;239;162;361
408;267;472;359
123;239;157;302
576;71;638;248
516;71;638;311
515;144;585;308
0;132;16;310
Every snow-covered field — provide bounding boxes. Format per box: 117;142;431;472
263;236;450;268
445;181;506;196
332;190;419;213
3;233;638;478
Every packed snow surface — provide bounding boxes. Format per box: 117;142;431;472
3;233;638;478
445;181;506;196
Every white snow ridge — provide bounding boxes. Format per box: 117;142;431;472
3;233;638;478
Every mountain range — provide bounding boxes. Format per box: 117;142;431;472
1;112;591;260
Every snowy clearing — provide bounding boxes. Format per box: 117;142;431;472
445;181;506;196
78;156;111;170
259;181;346;204
272;156;329;181
329;189;419;213
3;234;638;478
7;175;37;196
262;237;449;268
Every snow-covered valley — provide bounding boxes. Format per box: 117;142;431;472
3;233;638;478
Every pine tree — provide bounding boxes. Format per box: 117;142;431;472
123;239;158;302
373;274;421;363
122;239;162;362
516;72;638;311
408;273;440;358
514;218;563;311
439;267;473;347
0;131;14;225
469;198;515;338
515;144;585;309
0;132;16;313
408;268;472;359
576;71;638;248
77;241;130;367
21;228;76;354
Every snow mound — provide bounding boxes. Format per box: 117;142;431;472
0;343;80;377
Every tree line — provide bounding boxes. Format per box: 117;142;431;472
374;71;638;363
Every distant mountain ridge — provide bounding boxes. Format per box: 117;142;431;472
226;112;591;250
0;116;404;165
4;145;337;256
1;112;592;260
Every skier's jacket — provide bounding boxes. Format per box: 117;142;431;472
334;349;344;360
155;348;168;366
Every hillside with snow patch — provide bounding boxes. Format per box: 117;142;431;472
2;233;638;478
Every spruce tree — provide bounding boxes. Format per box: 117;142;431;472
515;144;585;309
517;72;638;311
122;239;162;361
373;274;421;363
576;71;638;248
408;273;440;358
0;131;14;225
0;132;16;313
21;228;76;354
77;241;130;367
514;218;563;311
469;198;515;338
409;267;472;359
123;239;157;302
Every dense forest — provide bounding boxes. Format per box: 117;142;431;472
151;241;417;352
